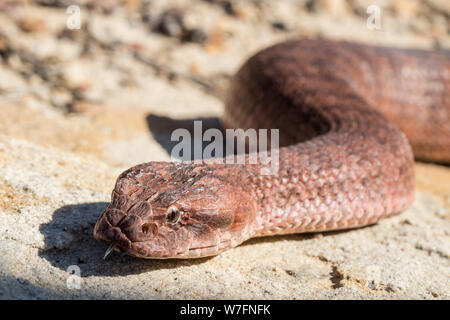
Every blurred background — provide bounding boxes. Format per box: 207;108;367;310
0;0;449;299
0;0;449;168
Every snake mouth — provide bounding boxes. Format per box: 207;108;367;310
96;226;132;251
99;234;152;259
131;243;224;259
98;231;240;259
94;205;161;256
96;224;163;259
100;239;225;259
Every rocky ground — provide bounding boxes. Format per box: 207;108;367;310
0;0;449;299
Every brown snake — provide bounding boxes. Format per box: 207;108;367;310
93;39;450;259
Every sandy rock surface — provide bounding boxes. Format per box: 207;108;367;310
0;0;449;299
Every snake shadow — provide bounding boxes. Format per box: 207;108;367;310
146;113;240;160
39;202;214;277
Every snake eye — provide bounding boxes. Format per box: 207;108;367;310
166;205;181;224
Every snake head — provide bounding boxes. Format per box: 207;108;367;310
93;162;257;259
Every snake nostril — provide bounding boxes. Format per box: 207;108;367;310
141;222;157;238
142;223;150;234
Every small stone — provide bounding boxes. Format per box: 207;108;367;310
271;22;288;31
19;17;46;33
182;28;208;44
436;208;446;218
155;9;185;38
50;88;74;112
305;0;316;12
57;29;77;41
221;1;236;16
430;291;440;297
368;280;377;290
313;233;324;239
285;270;296;277
140;0;153;24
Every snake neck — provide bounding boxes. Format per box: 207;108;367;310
247;142;415;238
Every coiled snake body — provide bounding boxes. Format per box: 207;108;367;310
94;39;450;259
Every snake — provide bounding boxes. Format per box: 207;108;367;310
93;39;450;259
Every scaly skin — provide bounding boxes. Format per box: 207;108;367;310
93;39;449;259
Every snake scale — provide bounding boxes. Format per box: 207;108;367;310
94;39;450;259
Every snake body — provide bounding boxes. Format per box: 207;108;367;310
94;39;450;259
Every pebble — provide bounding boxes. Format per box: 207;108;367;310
182;28;208;44
272;21;289;31
221;1;236;16
155;9;185;38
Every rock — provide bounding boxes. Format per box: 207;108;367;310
271;21;289;31
19;16;47;34
221;1;236;16
155;8;185;38
181;28;208;44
